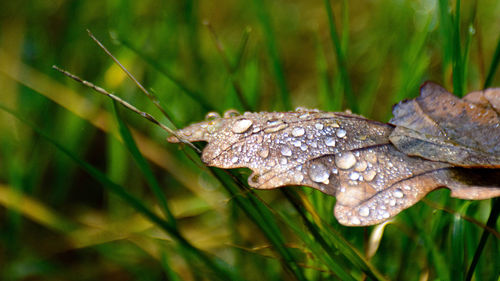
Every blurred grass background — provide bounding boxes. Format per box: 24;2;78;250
0;0;499;280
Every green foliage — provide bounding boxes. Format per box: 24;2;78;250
0;0;499;280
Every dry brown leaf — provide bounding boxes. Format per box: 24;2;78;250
168;86;500;226
390;82;500;167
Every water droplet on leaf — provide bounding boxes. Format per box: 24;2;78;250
335;152;357;170
309;163;330;183
232;119;253;133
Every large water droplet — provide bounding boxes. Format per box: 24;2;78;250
294;173;304;182
336;129;347;138
365;153;377;164
325;137;336;147
280;146;292;157
349;172;360;181
363;170;376;181
259;148;269;158
205;111;220;120
314;123;324;130
359;207;370;217
335;152;357;170
232;119;253;133
292;140;302;147
393;189;404;198
291;127;305;137
308;163;330;183
381;211;390;219
223;109;240;118
351;217;361;225
354;160;367;172
264;120;288;133
231;156;239;163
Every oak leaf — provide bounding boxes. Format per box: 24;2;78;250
168;85;500;226
390;82;500;167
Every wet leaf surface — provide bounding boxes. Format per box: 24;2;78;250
168;85;500;226
390;82;500;167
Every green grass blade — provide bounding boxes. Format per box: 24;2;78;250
315;32;335;111
116;36;215;111
323;0;357;113
410;208;450;281
112;101;176;227
160;250;183;281
451;203;469;281
0;103;244;281
280;210;354;281
210;168;307;280
283;191;387;281
252;0;291;110
205;23;253;111
484;34;500;88
465;198;500;281
438;0;453;83
451;0;464;96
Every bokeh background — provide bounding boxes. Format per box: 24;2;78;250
0;0;499;280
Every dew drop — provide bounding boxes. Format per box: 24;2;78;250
382;211;390;219
300;144;308;151
336;129;347;138
292;140;302;147
264;122;288;133
363;170;377;181
280;158;288;165
294;173;304;182
292;127;305;137
359;207;370;217
280;146;292;157
325;137;336;147
365;152;377;164
335;152;357;170
354;161;367;173
231;156;239;164
232;119;253;133
259;149;269;158
389;199;396;206
308;163;330;183
393;189;404;198
266;119;282;126
205;111;220;120
250;174;259;184
223;109;240;118
315;123;324;130
351;217;361;225
349;172;360;181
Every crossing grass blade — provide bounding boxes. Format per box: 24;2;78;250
252;0;291;110
282;190;387;281
112;101;176;226
209;169;307;280
484;35;500;88
323;0;357;113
